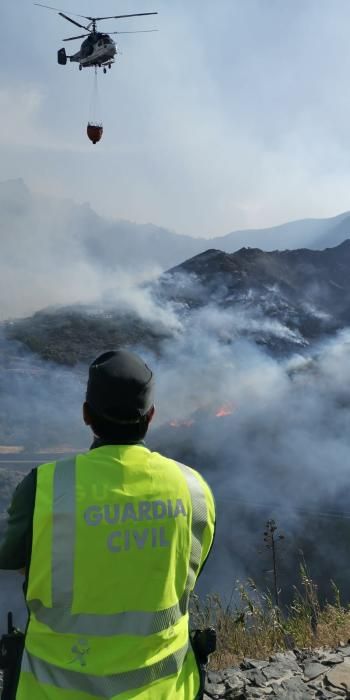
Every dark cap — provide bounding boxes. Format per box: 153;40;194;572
86;350;154;424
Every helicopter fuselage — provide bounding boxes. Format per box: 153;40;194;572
66;33;117;68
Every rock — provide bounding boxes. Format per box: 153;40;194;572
280;676;315;698
207;671;226;684
204;681;227;698
320;653;344;665
303;661;327;680
308;679;327;693
262;661;298;683
245;689;272;698
202;647;350;699
222;667;242;679
269;651;297;663
326;660;350;691
226;690;246;700
241;659;270;671
244;668;268;686
225;675;246;691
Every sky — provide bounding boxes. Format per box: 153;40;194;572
2;0;350;236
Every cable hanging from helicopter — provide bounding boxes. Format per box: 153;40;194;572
34;3;158;144
87;68;103;145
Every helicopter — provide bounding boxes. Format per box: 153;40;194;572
34;3;158;72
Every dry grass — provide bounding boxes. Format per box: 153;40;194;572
191;568;350;670
0;446;24;454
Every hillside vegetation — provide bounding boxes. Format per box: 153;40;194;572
5;307;171;365
192;571;350;670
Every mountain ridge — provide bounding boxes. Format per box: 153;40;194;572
1;179;350;277
5;238;350;363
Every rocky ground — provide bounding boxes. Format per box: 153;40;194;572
204;646;350;699
2;647;350;698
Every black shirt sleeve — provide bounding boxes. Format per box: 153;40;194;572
0;470;36;570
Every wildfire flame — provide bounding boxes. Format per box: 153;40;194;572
215;402;235;418
168;401;236;428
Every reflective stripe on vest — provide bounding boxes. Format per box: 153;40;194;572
52;457;76;608
21;642;189;698
176;462;208;593
28;458;209;638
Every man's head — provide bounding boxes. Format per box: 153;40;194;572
83;350;155;442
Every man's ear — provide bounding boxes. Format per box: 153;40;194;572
83;401;92;426
147;405;155;425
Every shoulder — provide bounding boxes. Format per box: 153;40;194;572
5;468;37;527
11;468;37;506
151;452;216;514
37;452;87;474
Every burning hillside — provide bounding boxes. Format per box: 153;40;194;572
5;240;350;365
1;243;350;610
168;402;236;429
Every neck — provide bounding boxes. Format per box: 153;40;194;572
91;437;146;449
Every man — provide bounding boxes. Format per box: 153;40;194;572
0;349;216;699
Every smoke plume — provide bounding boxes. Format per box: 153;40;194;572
1;187;350;625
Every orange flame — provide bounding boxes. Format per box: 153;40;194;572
215;403;235;418
169;419;195;428
168;401;236;427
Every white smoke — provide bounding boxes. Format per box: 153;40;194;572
1;196;350;622
2;298;350;606
0;179;186;320
149;321;350;599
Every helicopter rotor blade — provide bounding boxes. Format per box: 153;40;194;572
34;5;158;24
59;12;90;30
34;3;90;20
63;33;90;41
108;29;159;35
91;12;158;22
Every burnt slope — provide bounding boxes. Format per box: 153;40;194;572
5;240;350;363
155;241;350;349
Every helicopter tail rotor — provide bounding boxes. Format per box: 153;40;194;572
57;47;67;65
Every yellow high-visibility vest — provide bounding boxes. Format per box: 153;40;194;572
16;444;215;699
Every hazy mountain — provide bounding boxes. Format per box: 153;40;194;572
6;239;350;361
215;211;350;252
1;179;350;322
